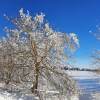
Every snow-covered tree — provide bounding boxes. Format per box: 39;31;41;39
91;26;100;71
0;30;20;84
1;8;79;97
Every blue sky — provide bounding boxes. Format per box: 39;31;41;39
0;0;100;68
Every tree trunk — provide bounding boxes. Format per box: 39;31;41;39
31;63;39;94
5;72;11;85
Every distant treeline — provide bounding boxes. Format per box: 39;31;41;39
64;67;99;72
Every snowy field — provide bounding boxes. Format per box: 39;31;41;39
0;71;100;100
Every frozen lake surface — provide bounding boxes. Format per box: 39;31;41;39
67;71;100;100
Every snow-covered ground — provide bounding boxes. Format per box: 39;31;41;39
0;71;100;100
0;89;39;100
0;87;79;100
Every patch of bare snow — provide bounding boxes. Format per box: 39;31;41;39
0;88;39;100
